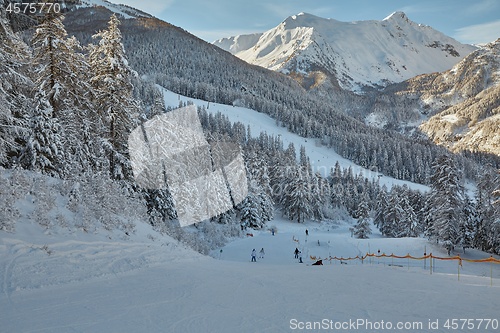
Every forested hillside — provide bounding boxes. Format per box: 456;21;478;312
62;6;499;185
1;2;499;254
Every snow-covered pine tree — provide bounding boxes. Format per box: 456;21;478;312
143;188;177;227
329;161;342;186
31;14;89;113
380;187;404;237
354;196;371;239
488;170;500;254
237;173;273;229
257;190;274;223
30;14;98;175
0;2;31;167
239;191;263;229
18;91;64;177
283;166;313;223
88;14;139;181
373;185;388;230
379;185;419;238
459;196;476;253
245;148;273;198
310;172;329;220
426;155;465;254
400;187;419;237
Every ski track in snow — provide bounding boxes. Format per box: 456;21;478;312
2;216;500;332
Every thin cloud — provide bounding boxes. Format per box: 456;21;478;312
465;0;498;14
455;20;500;45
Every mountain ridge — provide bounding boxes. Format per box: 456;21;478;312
214;12;477;92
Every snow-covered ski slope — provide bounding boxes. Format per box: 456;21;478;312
3;89;498;332
160;87;429;192
2;216;499;333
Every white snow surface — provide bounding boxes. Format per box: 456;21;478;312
214;12;477;92
3;89;499;333
2;215;499;333
160;86;429;192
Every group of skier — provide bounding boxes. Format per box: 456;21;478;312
250;248;265;262
294;247;303;263
250;229;311;263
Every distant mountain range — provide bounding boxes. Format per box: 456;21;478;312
214;12;477;92
7;0;498;158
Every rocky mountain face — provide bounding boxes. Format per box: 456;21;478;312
364;39;500;156
214;12;477;92
414;39;500;155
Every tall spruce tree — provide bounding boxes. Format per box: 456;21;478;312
426;155;464;254
88;14;139;181
31;14;98;175
18;92;64;177
354;197;371;239
0;1;31;167
283;166;313;223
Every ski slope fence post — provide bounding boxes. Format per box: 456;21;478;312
424;246;426;270
430;253;432;275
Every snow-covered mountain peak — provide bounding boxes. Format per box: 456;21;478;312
77;0;152;19
383;11;411;24
282;12;335;28
214;12;477;92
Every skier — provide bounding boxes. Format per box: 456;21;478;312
294;247;300;259
305;229;308;236
259;248;265;259
251;249;257;262
299;251;303;263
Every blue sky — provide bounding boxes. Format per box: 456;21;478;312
115;0;499;45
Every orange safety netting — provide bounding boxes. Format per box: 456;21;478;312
313;253;500;265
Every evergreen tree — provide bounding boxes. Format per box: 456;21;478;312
89;14;139;181
0;3;31;167
426;155;464;254
488;170;500;254
283;166;312;223
459;196;476;253
311;172;328;221
239;192;263;229
18;92;64;177
383;188;405;237
373;185;388;230
143;188;177;226
354;197;371;239
31;14;98;175
31;14;88;115
400;188;419;237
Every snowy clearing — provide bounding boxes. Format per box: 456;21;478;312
160;86;429;193
1;216;499;333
